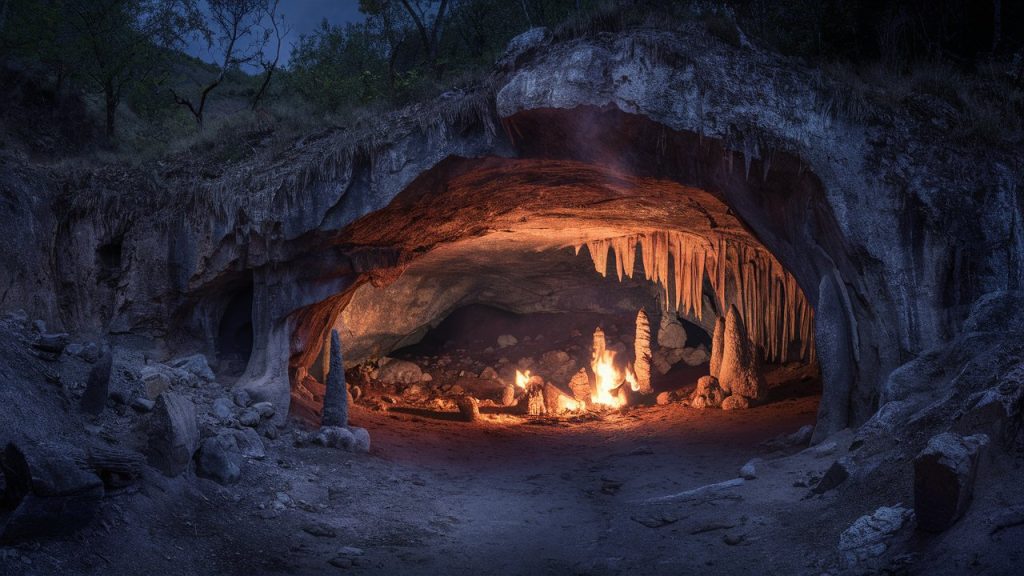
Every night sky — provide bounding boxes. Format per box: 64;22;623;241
184;0;366;68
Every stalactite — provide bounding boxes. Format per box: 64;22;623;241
579;230;815;364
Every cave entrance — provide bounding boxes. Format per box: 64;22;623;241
286;153;820;424
217;286;254;377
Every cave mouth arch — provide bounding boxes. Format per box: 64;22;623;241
284;147;822;424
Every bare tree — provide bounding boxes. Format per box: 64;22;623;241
172;0;265;128
250;0;287;111
397;0;450;74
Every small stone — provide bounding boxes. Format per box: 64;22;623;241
227;428;266;459
456;396;480;422
479;366;499;380
131;397;155;412
238;408;261;427
195;435;241;485
497;334;518;348
302;522;337;538
169;354;215;382
813;458;852;494
232;388;252;408
251;401;275;419
349;427;371;453
739;459;759;480
32;332;69;354
212;398;234;421
141;369;171;400
377;358;423;384
721;394;750;410
656;391;672;406
318;426;355;450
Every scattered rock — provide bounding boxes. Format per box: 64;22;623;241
227;428;266;459
0;443;104;541
131;397;155;412
32;332;69;354
456;396;480;422
238;408;261;428
739;459;759;480
813;458;852;494
212;397;234;421
838;505;913;568
914;432;989;532
721;394;750;410
302;522;337;538
168;354;215;382
377;358;423;385
497;334;518;348
195;435;241;485
680;346;710;366
657;313;687;349
717;306;765;399
690;376;724;409
232;388;252;408
252;401;275;419
349;427;371;453
140;368;171;400
79;351;112;415
146;392;199;476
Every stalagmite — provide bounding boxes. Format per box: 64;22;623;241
718;306;766;400
322;330;348;428
634;309;653;394
580;230;815;365
710;317;725;379
568;368;591;406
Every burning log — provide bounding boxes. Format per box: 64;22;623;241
634;309;652;394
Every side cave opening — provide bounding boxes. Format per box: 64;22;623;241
217;286;254;377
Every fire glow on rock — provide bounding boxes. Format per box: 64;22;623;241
577;231;815;364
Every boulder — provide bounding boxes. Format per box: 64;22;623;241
252;401;275;419
812;457;852;494
317;426;355;449
633;309;653;393
211;397;234;421
227;428;266;459
838;506;914;568
195;435;241;485
709;317;725;378
80;351;112;415
456;396;480;422
131;397;155;412
717;306;765;400
656;391;673;405
657;313;687;349
32;332;69;354
377;358;423;385
168;354;215;382
538;350;577;385
914;432;989;532
232;388;252;408
739;459;759;480
497;334;518;348
680;346;709;366
146;392;198;476
0;443;104;541
238;408;261;427
689;376;724;409
720;394;750;410
140;368;171;400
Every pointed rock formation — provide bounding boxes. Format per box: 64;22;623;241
80;350;112;415
322;330;348;428
568;368;591;407
634;309;653;394
718;306;765;400
709;316;725;379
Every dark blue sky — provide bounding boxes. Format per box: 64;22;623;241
184;0;366;67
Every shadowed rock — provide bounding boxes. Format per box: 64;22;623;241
146;392;198;476
322;330;348;428
914;432;989;532
79;350;112;415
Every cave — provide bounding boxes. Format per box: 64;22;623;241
2;7;1022;575
283;126;821;425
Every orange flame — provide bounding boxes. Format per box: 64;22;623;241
515;369;531;389
589;327;637;408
